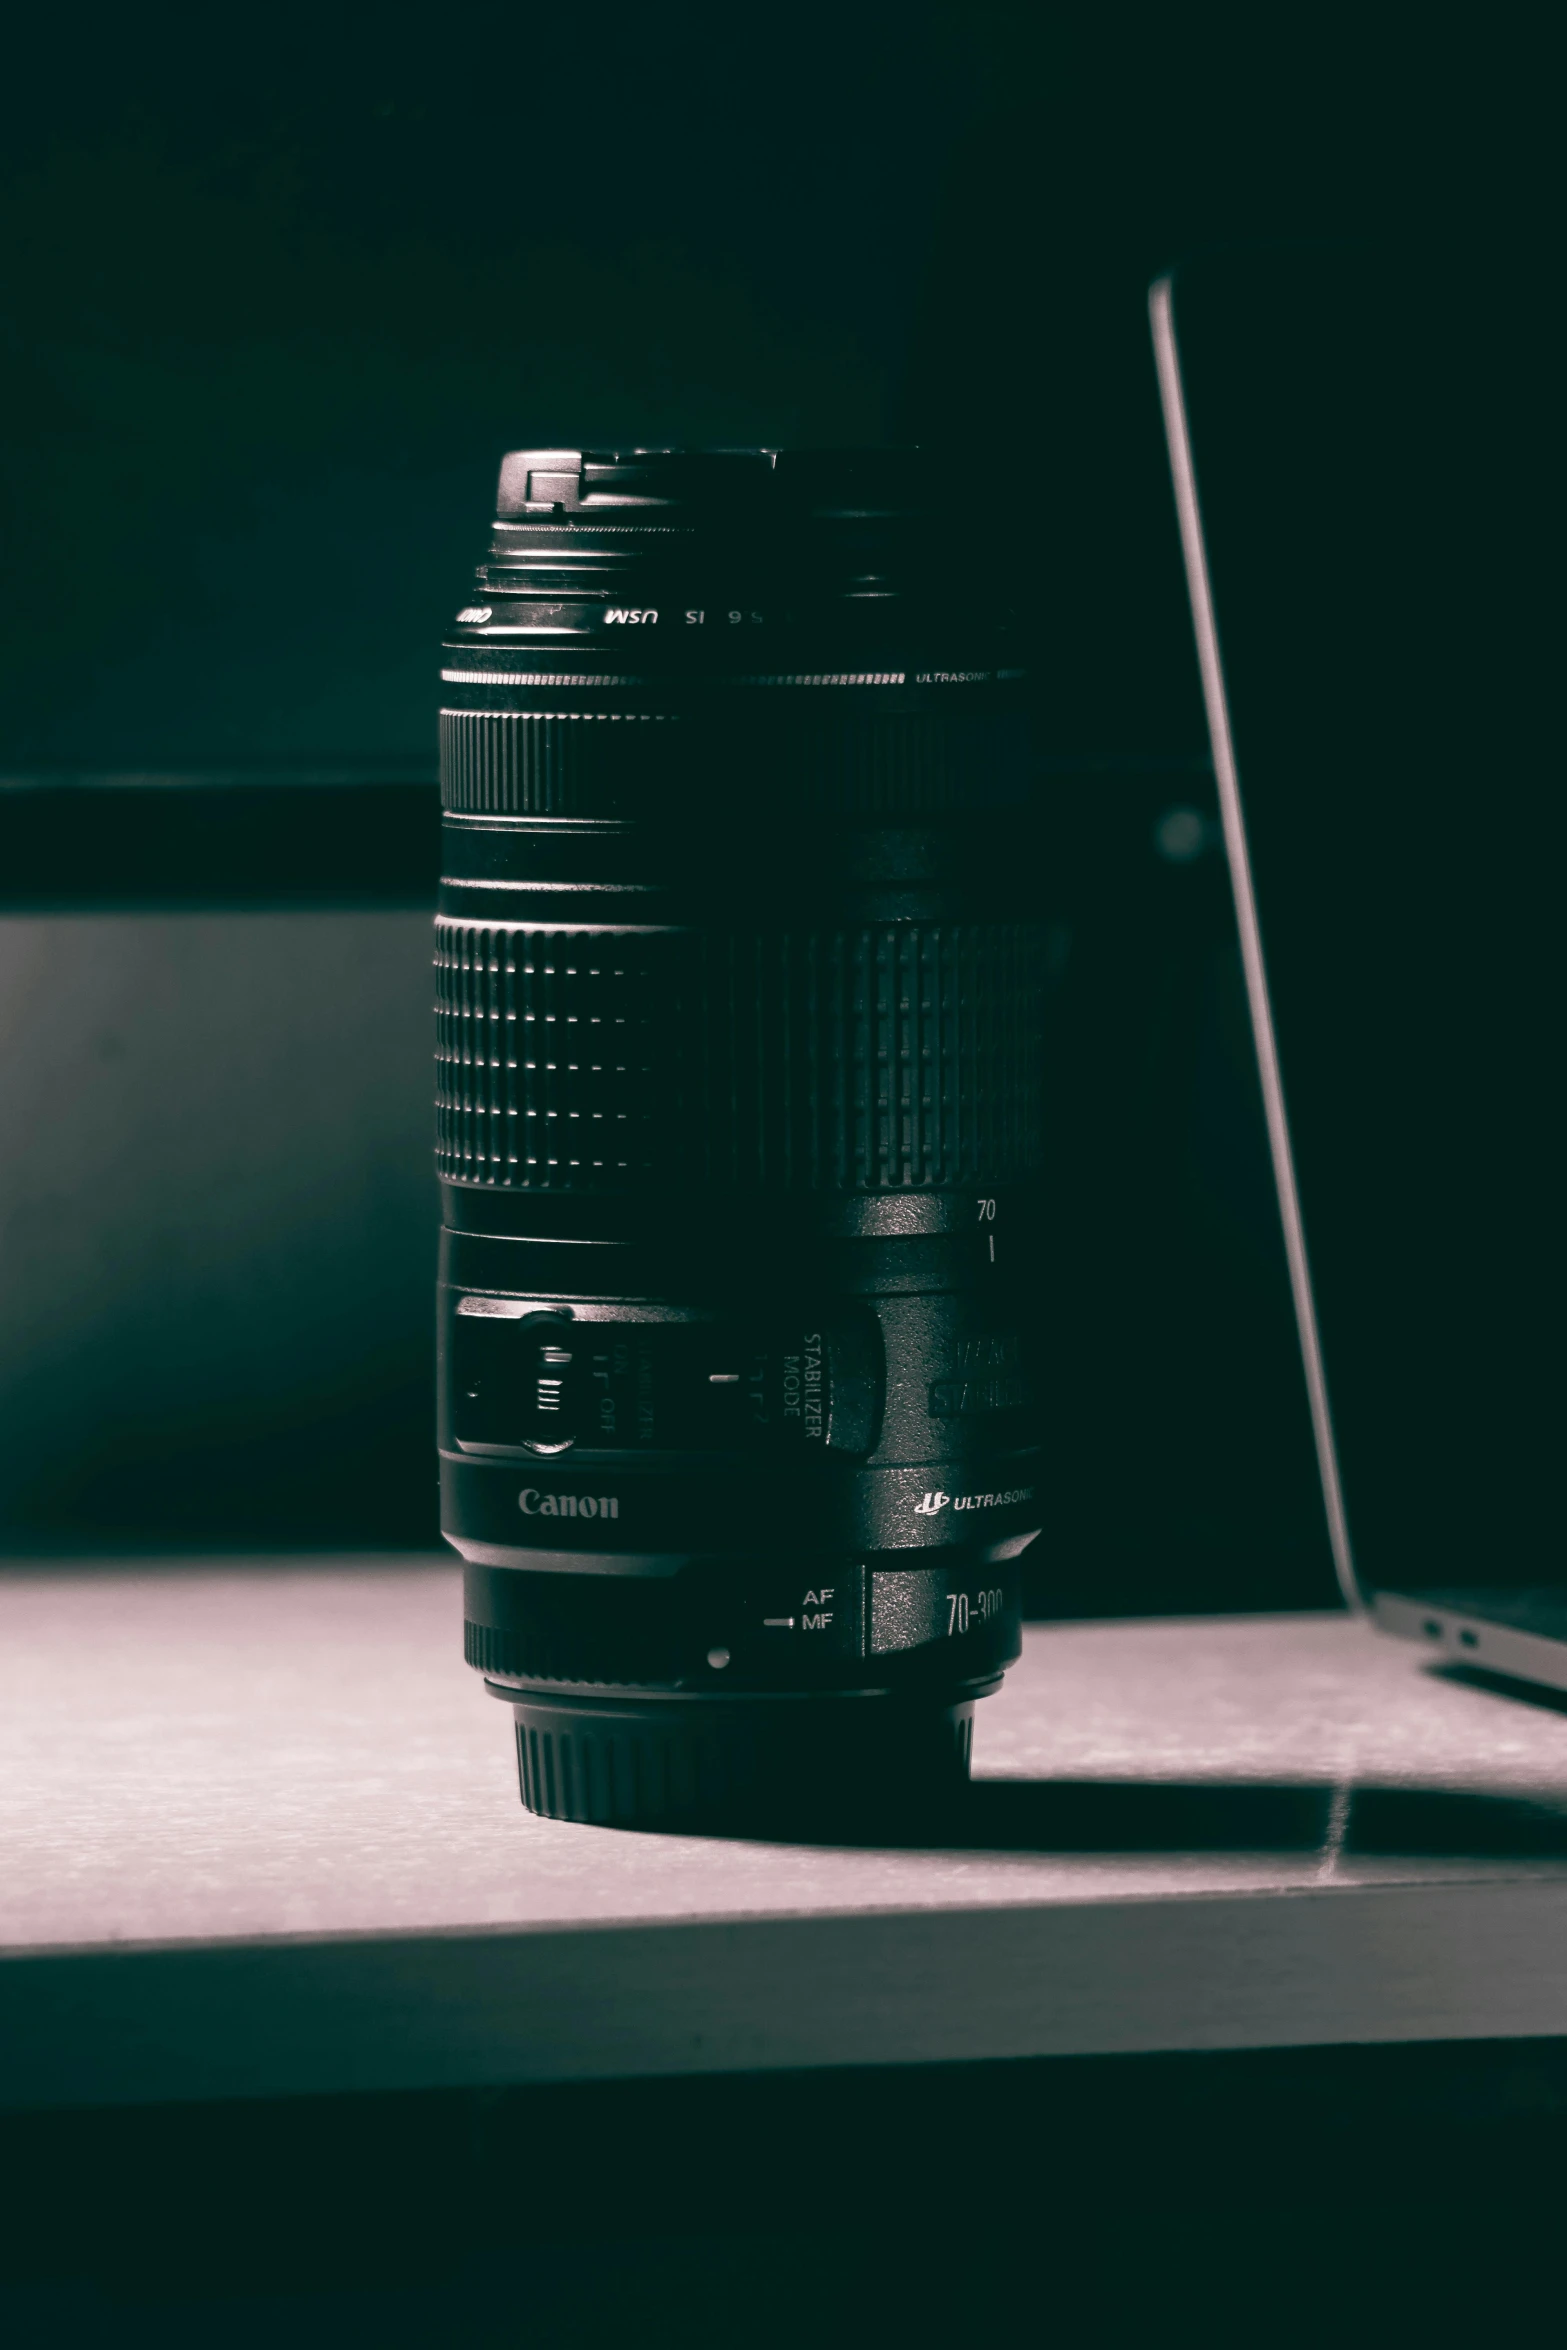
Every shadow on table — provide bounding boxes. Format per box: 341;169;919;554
1430;1661;1567;1718
729;1778;1567;1859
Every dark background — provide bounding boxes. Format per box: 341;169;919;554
3;15;1560;2346
1;0;1514;766
0;0;1533;1603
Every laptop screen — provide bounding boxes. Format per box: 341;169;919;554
1151;246;1555;1598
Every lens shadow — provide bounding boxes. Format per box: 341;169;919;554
714;1777;1567;1859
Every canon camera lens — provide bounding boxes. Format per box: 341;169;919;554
437;447;1050;1826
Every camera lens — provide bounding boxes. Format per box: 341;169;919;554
437;447;1048;1826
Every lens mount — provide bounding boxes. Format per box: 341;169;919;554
494;1682;987;1830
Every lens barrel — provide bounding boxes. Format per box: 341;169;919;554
437;448;1049;1826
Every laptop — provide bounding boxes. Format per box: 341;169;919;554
1150;245;1560;1686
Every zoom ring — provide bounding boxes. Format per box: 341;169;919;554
435;920;1045;1191
439;706;1031;817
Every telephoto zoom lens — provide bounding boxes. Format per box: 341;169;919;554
437;448;1050;1827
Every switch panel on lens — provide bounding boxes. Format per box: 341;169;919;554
449;1303;884;1458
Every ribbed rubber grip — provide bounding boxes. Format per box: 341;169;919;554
440;710;675;815
439;706;1030;817
515;1710;730;1823
464;1608;681;1686
435;920;1045;1191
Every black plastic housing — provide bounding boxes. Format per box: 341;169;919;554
437;447;1049;1826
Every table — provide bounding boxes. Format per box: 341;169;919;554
6;1558;1567;2112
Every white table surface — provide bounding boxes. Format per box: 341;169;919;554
5;1557;1567;2110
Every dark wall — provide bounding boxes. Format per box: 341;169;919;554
0;906;436;1551
0;3;955;764
2;2;1518;766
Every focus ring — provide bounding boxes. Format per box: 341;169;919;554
439;706;1031;818
440;710;675;815
435;920;1045;1191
